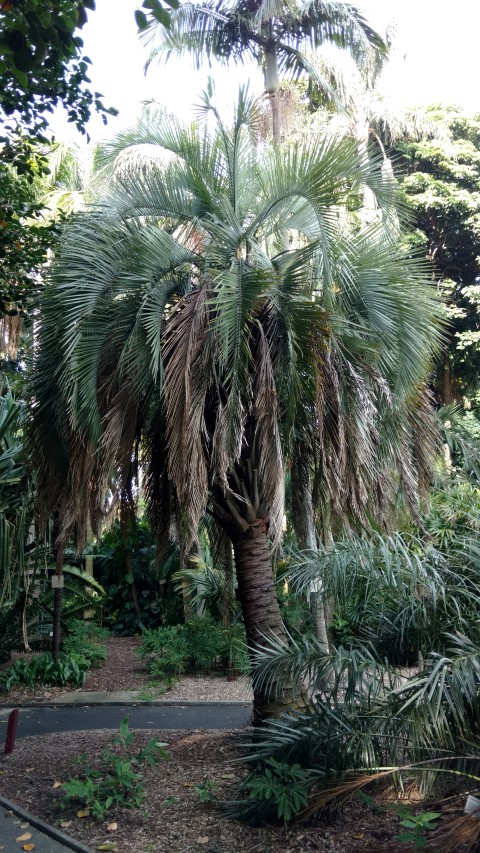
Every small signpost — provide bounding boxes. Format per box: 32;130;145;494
4;708;19;754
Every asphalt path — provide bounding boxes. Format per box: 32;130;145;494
0;702;252;741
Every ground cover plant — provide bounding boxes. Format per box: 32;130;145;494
0;617;107;691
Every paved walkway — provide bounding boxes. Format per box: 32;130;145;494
0;798;93;852
0;701;252;740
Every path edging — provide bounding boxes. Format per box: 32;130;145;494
0;793;94;852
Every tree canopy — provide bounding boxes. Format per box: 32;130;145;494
395;106;480;400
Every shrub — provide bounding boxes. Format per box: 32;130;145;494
140;618;247;682
62;619;108;670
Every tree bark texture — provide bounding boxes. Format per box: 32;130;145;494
232;519;297;720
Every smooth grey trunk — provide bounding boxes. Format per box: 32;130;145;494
265;47;281;144
52;543;65;661
291;451;329;654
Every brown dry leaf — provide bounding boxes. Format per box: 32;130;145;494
183;783;195;788
60;821;72;829
196;837;209;845
353;834;364;840
76;809;90;818
107;822;118;831
16;833;32;842
52;781;62;789
22;846;36;852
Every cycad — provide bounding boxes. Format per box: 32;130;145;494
30;91;441;717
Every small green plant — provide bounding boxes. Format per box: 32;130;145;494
195;778;219;802
228;758;312;826
395;806;441;848
60;716;169;819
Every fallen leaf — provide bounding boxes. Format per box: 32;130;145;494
52;781;62;789
19;823;29;829
183;783;194;788
22;846;36;852
16;833;32;842
60;821;72;829
107;822;118;831
96;844;117;851
76;809;90;818
353;834;364;839
196;838;209;845
25;768;34;773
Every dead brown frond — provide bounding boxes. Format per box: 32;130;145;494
298;771;393;821
425;814;480;852
162;287;210;546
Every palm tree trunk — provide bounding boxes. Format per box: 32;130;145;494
232;518;296;720
52;543;65;661
291;450;329;653
265;48;281;144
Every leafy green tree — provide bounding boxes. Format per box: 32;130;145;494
139;0;385;140
395;106;480;401
30;93;441;715
0;141;59;373
0;0;115;138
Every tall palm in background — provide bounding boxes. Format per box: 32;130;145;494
30;92;441;716
141;0;385;140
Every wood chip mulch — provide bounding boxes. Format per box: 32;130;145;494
0;727;402;852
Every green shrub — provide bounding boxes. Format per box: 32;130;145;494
140;618;247;682
60;716;169;819
61;619;108;670
0;652;89;691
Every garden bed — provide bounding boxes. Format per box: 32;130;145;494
0;727;405;852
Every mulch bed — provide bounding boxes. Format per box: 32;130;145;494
0;727;404;853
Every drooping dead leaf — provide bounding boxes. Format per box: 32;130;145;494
52;781;62;789
16;833;32;842
107;822;118;831
76;809;90;818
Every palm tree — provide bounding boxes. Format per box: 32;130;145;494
30;91;441;717
140;0;385;140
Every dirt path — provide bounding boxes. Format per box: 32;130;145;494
82;636;146;692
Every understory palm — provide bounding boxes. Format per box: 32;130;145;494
31;91;441;717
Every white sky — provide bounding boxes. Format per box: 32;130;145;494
50;0;480;141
